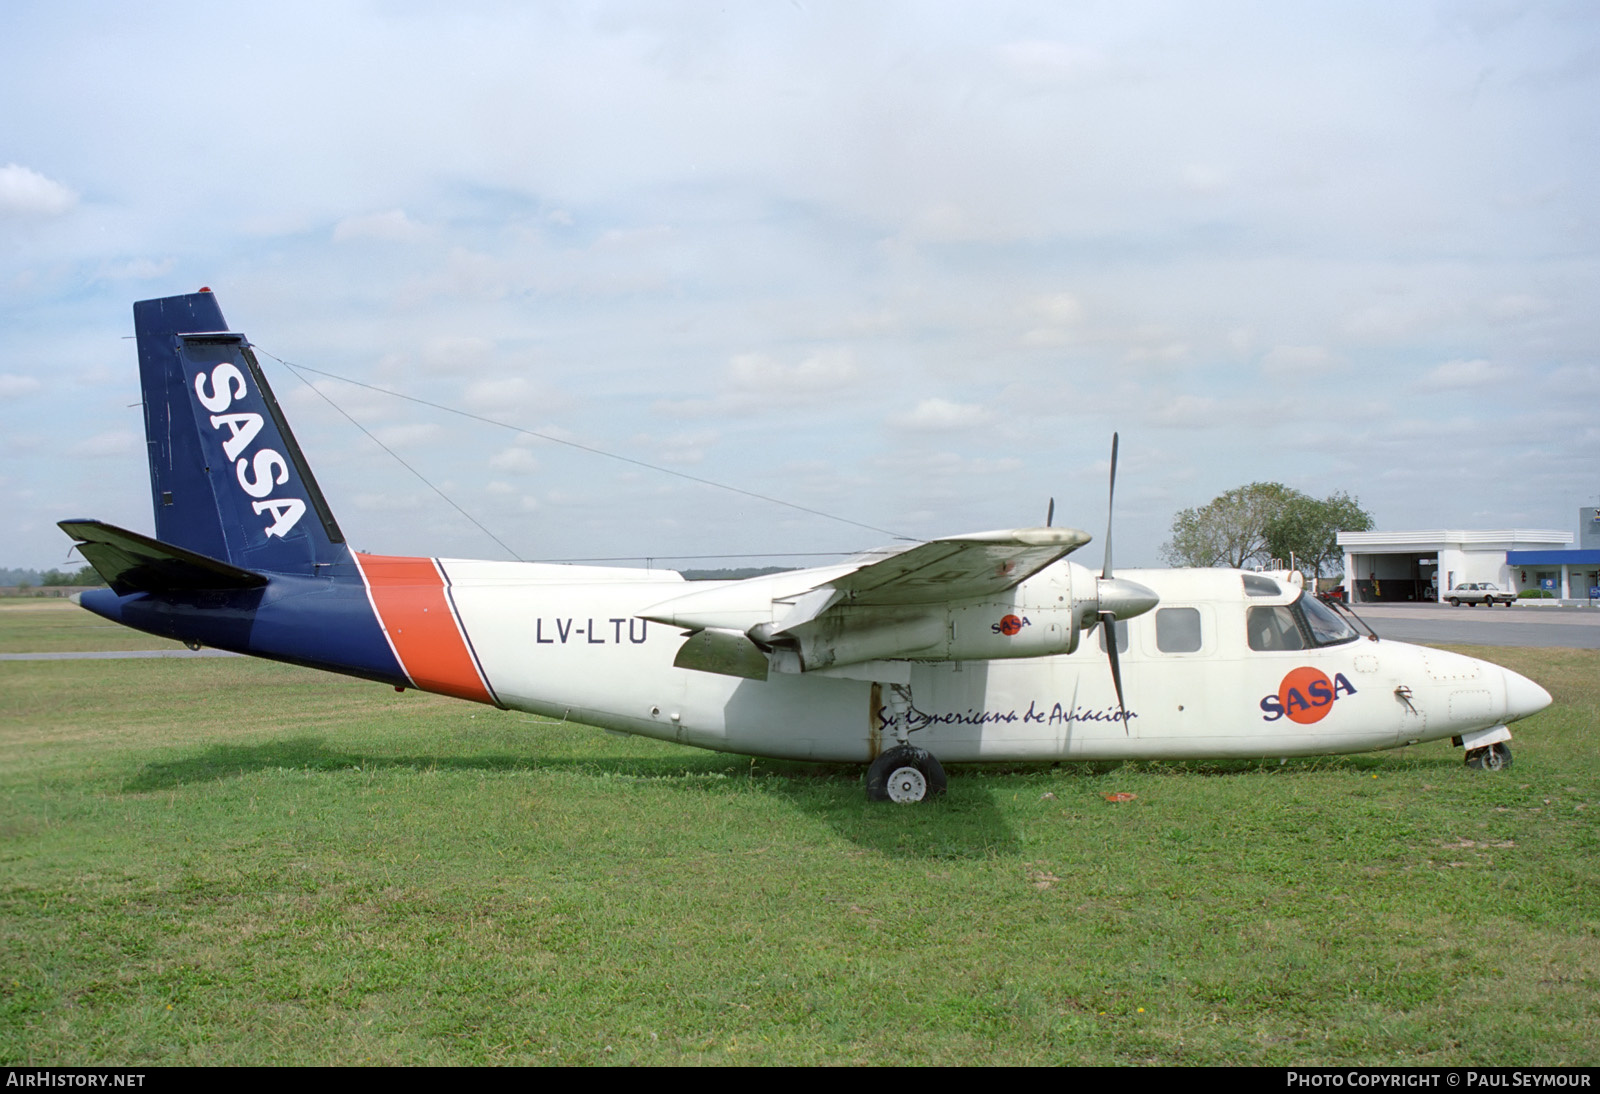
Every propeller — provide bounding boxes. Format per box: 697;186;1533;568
1090;432;1156;735
1102;433;1117;580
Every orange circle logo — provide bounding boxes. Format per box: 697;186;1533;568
998;614;1023;636
1278;667;1334;724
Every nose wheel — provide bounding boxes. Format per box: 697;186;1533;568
866;745;947;803
1465;742;1513;771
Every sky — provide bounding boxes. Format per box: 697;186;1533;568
2;1;1596;573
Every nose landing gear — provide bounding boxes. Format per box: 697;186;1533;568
1464;742;1513;771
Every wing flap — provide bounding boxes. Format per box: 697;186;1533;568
672;627;770;680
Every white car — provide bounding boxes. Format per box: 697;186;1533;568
1445;582;1517;607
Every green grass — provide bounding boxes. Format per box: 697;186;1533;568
1;604;1596;1064
0;600;184;653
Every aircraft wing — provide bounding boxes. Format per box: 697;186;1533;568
645;526;1092;678
818;527;1091;609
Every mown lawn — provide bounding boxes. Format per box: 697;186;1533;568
2;603;1595;1064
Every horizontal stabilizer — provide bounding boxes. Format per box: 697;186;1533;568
58;519;269;595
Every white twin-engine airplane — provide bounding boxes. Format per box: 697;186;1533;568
61;291;1552;802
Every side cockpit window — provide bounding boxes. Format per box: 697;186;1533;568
1247;605;1305;651
1246;594;1359;652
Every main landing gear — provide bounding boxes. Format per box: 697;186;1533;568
866;745;947;803
1464;742;1513;771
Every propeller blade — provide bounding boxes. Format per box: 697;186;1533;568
1100;610;1130;735
1102;432;1118;580
1045;497;1054;528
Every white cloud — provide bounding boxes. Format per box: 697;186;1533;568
354;492;427;512
995;40;1107;87
1145;395;1221;429
371;423;443;449
1018;293;1085;347
463;376;551;416
728;349;859;394
1123;339;1191;367
1260;345;1339;377
333;209;429;243
405;335;498;376
96;257;175;281
633;430;719;465
0;374;42;399
488;446;539;473
69;430;140;458
1;4;1596;566
1485;294;1553;322
1418;358;1509;389
656;349;862;420
888;398;994;431
0;164;76;217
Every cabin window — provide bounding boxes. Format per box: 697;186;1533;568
1246;605;1305;651
1097;618;1128;654
1155;607;1202;653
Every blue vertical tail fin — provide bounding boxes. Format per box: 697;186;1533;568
135;290;348;575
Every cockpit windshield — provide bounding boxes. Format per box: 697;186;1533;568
1300;592;1359;646
1247;591;1359;652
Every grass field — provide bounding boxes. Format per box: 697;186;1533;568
2;600;1596;1065
0;598;184;653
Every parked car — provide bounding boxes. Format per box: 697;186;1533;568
1445;582;1517;607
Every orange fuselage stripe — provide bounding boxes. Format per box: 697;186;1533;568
356;553;495;705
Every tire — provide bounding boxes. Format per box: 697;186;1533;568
1465;742;1513;771
865;745;948;803
1449;598;1460;607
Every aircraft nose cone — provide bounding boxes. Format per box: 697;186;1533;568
1502;667;1552;723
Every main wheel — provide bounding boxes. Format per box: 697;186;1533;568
1465;742;1513;771
866;746;948;803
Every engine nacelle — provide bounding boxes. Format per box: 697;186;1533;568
784;564;1084;671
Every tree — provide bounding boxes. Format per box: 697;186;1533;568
1263;491;1374;578
1160;482;1302;568
31;567;103;587
1161;484;1374;574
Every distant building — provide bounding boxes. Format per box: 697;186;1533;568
1336;529;1572;604
1507;510;1600;600
1580;507;1600;551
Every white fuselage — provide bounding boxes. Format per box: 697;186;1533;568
438;561;1546;764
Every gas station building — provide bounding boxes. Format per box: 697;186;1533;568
1336;529;1582;604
